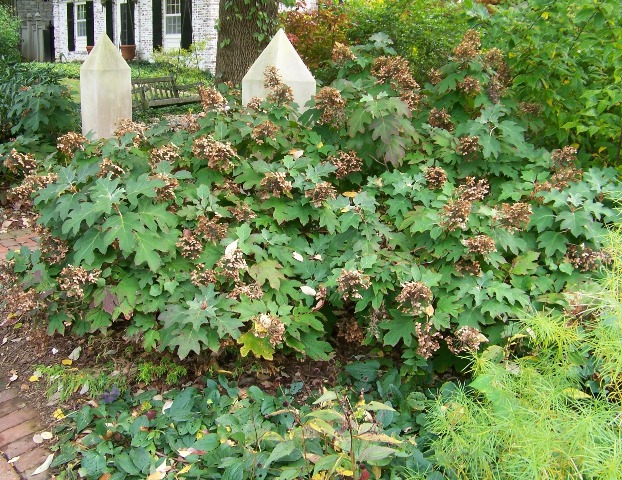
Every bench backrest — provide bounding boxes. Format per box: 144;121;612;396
132;76;179;107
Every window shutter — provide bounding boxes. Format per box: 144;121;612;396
86;1;95;46
67;2;75;52
105;0;114;41
152;0;163;50
181;0;192;50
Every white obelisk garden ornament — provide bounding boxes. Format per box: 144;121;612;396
242;29;316;113
80;35;132;139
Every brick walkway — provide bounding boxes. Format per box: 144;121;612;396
0;387;51;479
0;230;39;261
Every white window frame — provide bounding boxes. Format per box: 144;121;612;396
75;1;87;49
163;0;182;50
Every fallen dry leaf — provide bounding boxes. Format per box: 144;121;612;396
31;453;54;475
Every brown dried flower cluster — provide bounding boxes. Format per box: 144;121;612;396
150;144;181;170
567;244;608;272
176;230;203;259
456;136;480;158
196;215;228;244
330;150;363;179
533;146;582;197
246;97;265;111
251;120;279;144
337;269;370;301
396;281;433;315
315;87;347;126
253;313;285;346
216;248;247;282
519;102;543;115
37;226;69;265
337;318;366;344
7;173;58;210
415;321;442;360
113;119;147;147
457;177;489;202
260;172;292;199
440;198;472;231
452;29;481;63
192;135;237;172
425;166;448;190
551;146;578;170
228;282;264;300
149;173;179;202
190;264;217;287
57;265;101;299
499;202;532;232
372;56;419;91
484;48;505;70
486;76;505;104
3;149;36;175
264;66;294;105
228;203;257;222
332;42;356;64
428;68;442;86
463;235;496;256
428;108;454;131
371;56;421;109
57;132;86;157
198;84;227;111
456;258;482;276
458;76;482;96
446;326;488;354
305;182;337;207
98;157;125;178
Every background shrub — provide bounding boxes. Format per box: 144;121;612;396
0;4;21;63
344;0;468;82
472;0;622;167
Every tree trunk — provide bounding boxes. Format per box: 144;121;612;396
215;0;279;85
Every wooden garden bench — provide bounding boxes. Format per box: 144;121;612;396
131;76;201;110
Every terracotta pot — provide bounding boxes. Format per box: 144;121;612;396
86;45;94;54
120;44;136;61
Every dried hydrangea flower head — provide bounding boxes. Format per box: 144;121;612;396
425;166;448;190
457;177;489;202
396;281;433;315
192;135;238;172
3;149;36;175
98;157;125;178
305;182;337;207
113;119;147;147
260;172;293;199
150;144;181;170
428;108;454;131
263;66;294;105
315;87;347;127
416;321;443;359
463;235;497;256
176;229;203;260
452;29;481;63
251;120;279;144
330;150;363;179
446;326;488;354
337;269;370;301
196;215;228;244
57;265;101;299
440;198;472;231
499;202;532;232
253;313;285;346
198;84;227;111
57;132;86;157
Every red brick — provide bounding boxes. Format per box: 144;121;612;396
0;397;27;417
0;409;32;431
2;433;39;458
0;420;40;448
14;446;51;473
0;240;18;248
0;389;18;404
0;456;21;480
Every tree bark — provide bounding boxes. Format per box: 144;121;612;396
215;0;279;85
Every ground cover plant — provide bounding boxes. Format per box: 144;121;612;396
2;32;619;378
417;225;622;479
472;0;622;166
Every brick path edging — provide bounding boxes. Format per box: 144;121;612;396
0;387;51;480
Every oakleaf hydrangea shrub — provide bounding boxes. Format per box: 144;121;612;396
5;32;620;372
